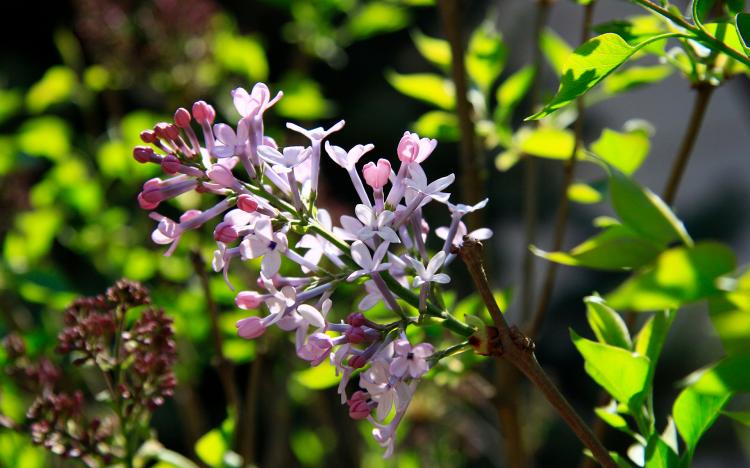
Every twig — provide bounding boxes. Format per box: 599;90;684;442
458;239;616;468
239;351;263;464
528;0;597;340
662;84;714;205
438;0;484;230
190;251;240;434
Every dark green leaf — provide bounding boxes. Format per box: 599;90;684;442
737;13;750;49
608;167;692;247
693;0;717;27
571;330;650;408
723;410;750;426
529;34;658;120
532;223;662;271
585;295;632;349
607;242;736;311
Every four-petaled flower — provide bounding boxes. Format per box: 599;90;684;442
348;241;391;281
407;251;450;287
389;338;434;378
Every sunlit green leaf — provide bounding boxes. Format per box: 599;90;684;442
495;148;521;172
292;359;340;390
4;209;62;273
644;434;679;468
571;329;650;408
17;116;71;161
275;73;333;120
516;126;577;159
411;30;451;69
595;403;635;436
540;28;572;77
532;223;661;270
466;22;507;93
591;128;650;175
0;89;22;124
195;414;238;467
604;64;673;95
529;33;660;120
607;242;736;311
26;66;77;113
688;353;750;395
291;429;326;466
708;267;750;354
673;387;730;459
413;111;459;141
495;65;534;123
213;31;268;82
585;295;632;349
634;310;675;370
83;65;110;92
593;16;667;46
568;181;603;204
346;2;409;41
607;166;692;247
386;71;455;109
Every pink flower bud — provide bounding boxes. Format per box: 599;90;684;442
192;100;215;124
174;107;191;128
137;192;159;210
236;316;266;339
297;333;333;366
345;326;366;344
206;164;236;187
347;391;371;420
362;158;391;189
133;146;155;163
140;130;157;143
161;155;181;174
349;354;369;369
214;222;238;243
397;131;437;164
235;291;264;309
346;312;366;327
237;194;259;213
154;122;179;141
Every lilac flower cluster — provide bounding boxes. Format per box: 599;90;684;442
133;82;492;456
1;281;176;465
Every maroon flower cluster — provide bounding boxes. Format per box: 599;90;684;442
1;280;177;465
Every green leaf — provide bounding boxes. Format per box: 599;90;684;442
386;71;455;109
275;74;333;120
17;116;71;161
644;434;679;468
708;268;750;355
634;310;675;368
532;223;662;271
495;148;521;172
195;414;238;467
595;404;636;436
673;387;730;459
607;166;692;247
591;128;650;175
466;22;507;93
413;111;459;141
571;329;650;408
568;182;603;204
495;65;534;123
290;429;326;465
724;410;750;426
346;2;409;41
737;13;750;49
528;33;657;120
540;28;573;77
585;295;632;349
25;66;77;113
412;30;451;69
603;65;673;95
516;126;576;159
607;242;737;311
693;0;716;27
292;359;340;390
213;31;268;82
689;353;750;395
0;89;22;125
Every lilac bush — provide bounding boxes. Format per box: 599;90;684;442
132;82;491;457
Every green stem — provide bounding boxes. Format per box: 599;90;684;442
630;0;750;67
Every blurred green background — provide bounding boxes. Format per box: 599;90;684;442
1;0;749;466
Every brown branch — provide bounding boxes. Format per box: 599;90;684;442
459;239;616;468
528;0;597;340
190;251;240;434
438;0;484;230
662;84;714;205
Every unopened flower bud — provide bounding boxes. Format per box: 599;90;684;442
347;391;371;420
235;291;264;309
133;146;155;163
214;222;238;243
140;130;157;143
174;107;192;128
154;122;179;141
349;354;369;369
362;159;391;189
346;312;366;327
236;316;266;339
192;100;215;124
237;194;259;213
345;326;366;344
161;155;181;174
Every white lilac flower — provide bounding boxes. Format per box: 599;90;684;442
360;360;410;421
211;121;250;159
347;241;391;281
295;209;344;272
358;280;384;311
407;251;450;288
389;338;434;379
293;299;331;349
353;204;400;244
436;221;493;248
231;83;283;119
257;145;312;173
325;142;374;206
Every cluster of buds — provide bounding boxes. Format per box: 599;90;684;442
1;280;177;465
133;82;492;457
